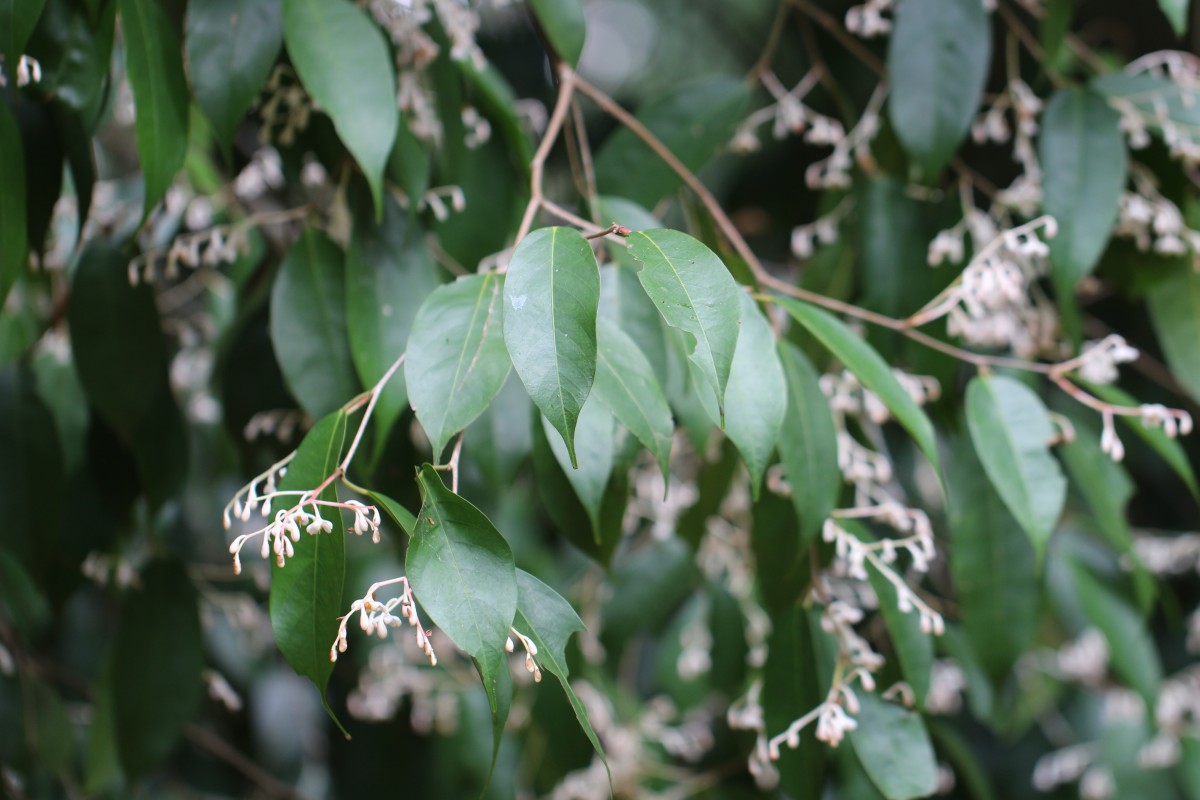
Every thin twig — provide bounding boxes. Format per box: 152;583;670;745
747;0;793;81
515;65;577;244
571;98;600;220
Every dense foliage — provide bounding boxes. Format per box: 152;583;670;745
4;0;1200;797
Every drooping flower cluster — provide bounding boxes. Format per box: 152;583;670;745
1113;164;1200;263
1109;50;1200;166
331;576;437;666
730;68;844;155
0;54;42;88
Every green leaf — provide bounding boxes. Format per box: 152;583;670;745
1;0;46;70
365;489;415;537
762;605;825;800
185;0;283;153
543;396;614;536
1041;0;1073;66
0;99;26;306
84;660;122;795
1092;73;1200;146
627;229;742;420
711;294;785;497
268;411;348;732
40;0;117;123
408;465;517;726
56;106;96;242
503;227;600;467
1070;564;1162;710
1158;0;1189;35
0;366;61;572
514;570;607;766
0;549;50;638
776;297;940;471
282;0;397;213
1040;88;1126;294
599;260;668;379
887;0;991;177
68;240;170;442
965;375;1066;560
947;435;1038;681
1147;258;1200;404
1180;735;1200;799
848;693;938;800
12;97;61;259
1057;409;1135;553
592;316;673;478
469;374;534;488
24;675;73;774
527;0;586;67
867;561;933;706
270;228;360;420
112;559;203;778
594;76;750;207
776;342;840;548
118;0;190;216
346;187;439;449
1084;381;1199;497
405;273;511;460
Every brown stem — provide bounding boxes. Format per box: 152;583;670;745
515;65;577;244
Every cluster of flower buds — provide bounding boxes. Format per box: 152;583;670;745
258;65;312;147
129;223;252;285
845;0;893;38
0;54;42;88
505;628;543;683
332;576;437;666
1113;166;1200;262
767;667;876;757
731;68;844;155
805;87;885;189
790;199;851;260
1111;51;1200;166
394;184;466;222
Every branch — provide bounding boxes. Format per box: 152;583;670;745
515;65;578;244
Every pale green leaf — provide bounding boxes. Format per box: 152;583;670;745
595;77;750;207
185;0;283;152
776;297;941;471
514;570;607;766
965;375;1066;559
848;693;938;800
118;0;190;216
268;410;349;735
0;100;25;306
948;435;1039;681
270;228;360;420
408;465;517;726
112;560;203;778
1040;88;1126;293
627;229;742;420
599;260;668;379
887;0;991;176
543;396;614;535
592;316;673;478
1071;564;1162;710
776;342;840;548
283;0;397;213
405;273;511;460
503;227;599;467
1147;258;1200;404
528;0;586;67
1158;0;1189;35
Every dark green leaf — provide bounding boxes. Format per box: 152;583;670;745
592;316;673;478
0;365;61;572
706;293;785;497
965;375;1066;560
268;410;348;732
1;0;46;68
118;0;190;216
867;561;933;706
41;0;116;123
1180;735;1200;798
346;188;439;448
848;693;938;800
112;559;203;778
1084;381;1199;497
405;273;511;460
365;489;415;537
594;76;750;207
1070;563;1162;710
1147;258;1200;404
948;435;1038;681
776;341;840;548
0;549;50;637
627;228;742;420
528;0;586;67
776;297;940;471
186;0;283;152
599;260;668;379
24;675;73;774
0;93;26;305
69;239;170;442
1041;0;1073;66
270;227;360;420
408;465;517;725
887;0;991;176
1158;0;1189;35
1057;407;1136;554
543;397;614;535
751;491;806;614
1040;88;1126;294
762;604;825;800
503;227;600;466
514;570;606;766
469;374;533;488
84;660;122;795
56;106;96;241
12;96;61;258
283;0;397;213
